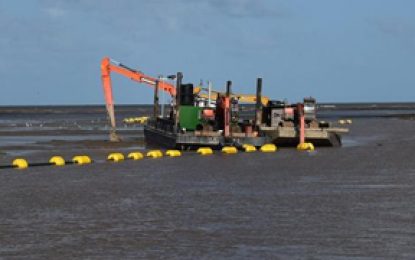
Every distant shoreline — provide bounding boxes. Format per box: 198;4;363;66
1;102;415;111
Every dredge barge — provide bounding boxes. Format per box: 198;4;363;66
100;57;348;149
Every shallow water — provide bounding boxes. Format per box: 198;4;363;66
1;105;415;258
1;104;414;151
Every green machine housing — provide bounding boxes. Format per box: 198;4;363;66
179;106;203;130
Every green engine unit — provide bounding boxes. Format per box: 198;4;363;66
179;106;202;131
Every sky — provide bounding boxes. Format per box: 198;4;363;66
0;0;414;105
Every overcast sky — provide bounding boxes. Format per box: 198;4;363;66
1;0;414;105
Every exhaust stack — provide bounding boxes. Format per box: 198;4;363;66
255;78;263;128
174;72;183;132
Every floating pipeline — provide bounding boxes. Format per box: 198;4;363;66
0;145;316;170
123;116;149;124
146;150;163;158
0;156;75;170
165;150;182;157
260;144;278;153
297;142;315;151
242;144;257;153
72;155;93;165
128;152;144;160
107;153;125;162
49;156;66;166
222;146;238;154
197;147;213;155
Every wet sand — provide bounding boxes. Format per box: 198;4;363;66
1;107;415;258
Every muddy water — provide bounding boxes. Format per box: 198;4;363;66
1;106;415;258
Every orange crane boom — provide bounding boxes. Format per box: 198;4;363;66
100;56;176;140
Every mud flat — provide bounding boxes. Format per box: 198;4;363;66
1;107;415;258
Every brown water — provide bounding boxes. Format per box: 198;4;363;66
1;106;415;258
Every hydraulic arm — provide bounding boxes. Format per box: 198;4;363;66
100;57;176;141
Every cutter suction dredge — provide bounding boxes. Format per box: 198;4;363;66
101;57;348;149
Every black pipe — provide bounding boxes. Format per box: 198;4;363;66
154;79;159;118
119;63;139;73
0;161;76;170
175;72;183;132
255;78;263;127
30;162;55;167
226;81;232;97
0;165;15;169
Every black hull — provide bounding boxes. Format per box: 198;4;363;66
144;125;269;150
144;118;342;149
144;125;222;150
